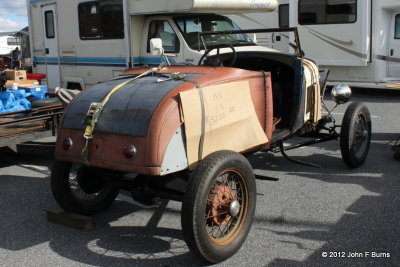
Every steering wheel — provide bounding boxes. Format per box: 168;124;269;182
198;44;237;67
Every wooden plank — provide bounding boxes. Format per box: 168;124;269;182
46;210;94;231
0;105;62;148
385;83;400;89
0;126;53;148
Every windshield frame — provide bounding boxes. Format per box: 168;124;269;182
199;27;304;58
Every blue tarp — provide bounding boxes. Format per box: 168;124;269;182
0;85;48;114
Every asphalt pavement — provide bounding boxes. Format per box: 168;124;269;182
0;88;399;267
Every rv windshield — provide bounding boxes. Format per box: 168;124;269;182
174;15;254;50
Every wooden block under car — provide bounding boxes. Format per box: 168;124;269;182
46;209;94;231
4;69;27;81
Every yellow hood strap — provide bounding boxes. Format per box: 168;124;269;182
81;65;161;164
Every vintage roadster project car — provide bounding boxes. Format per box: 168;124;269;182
51;28;371;263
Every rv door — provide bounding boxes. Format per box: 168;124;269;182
42;4;61;88
388;13;400;78
293;0;371;66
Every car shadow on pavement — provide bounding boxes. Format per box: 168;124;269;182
0;151;205;266
248;133;400;266
0;171;203;266
48;200;202;267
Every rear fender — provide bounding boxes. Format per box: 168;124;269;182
160;125;188;175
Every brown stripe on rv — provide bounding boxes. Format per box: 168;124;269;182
307;30;367;59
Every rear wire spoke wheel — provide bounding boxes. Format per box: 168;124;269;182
181;151;256;263
340;102;372;168
51;160;120;215
206;170;245;244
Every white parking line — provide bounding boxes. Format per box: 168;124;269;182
18;164;50;175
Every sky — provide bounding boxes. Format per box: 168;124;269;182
0;1;28;32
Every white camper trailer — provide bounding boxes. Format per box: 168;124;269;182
26;0;277;89
0;32;21;70
0;32;20;56
231;0;400;89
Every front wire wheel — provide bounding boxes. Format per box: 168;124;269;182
181;151;256;263
340;102;371;168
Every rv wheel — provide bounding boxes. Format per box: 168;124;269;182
181;150;256;263
51;160;120;215
340;102;371;168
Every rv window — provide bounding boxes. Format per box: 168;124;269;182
395;14;400;39
147;20;180;53
299;0;357;25
78;0;124;40
174;15;253;50
45;11;55;39
7;37;20;46
279;4;289;28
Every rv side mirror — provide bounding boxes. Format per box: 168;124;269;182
150;38;164;56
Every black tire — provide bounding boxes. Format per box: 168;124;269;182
181;150;256;263
31;97;62;108
340;102;371;168
51;160;120;215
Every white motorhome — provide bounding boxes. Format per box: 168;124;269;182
231;0;400;88
26;0;278;89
